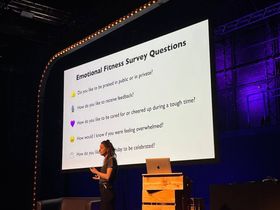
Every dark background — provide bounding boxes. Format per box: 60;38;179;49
2;1;280;210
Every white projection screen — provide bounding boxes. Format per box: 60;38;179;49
62;19;216;170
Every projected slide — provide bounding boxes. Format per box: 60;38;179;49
62;19;215;170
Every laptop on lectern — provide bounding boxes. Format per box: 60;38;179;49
145;157;172;174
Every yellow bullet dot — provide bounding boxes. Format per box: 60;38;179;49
70;136;75;143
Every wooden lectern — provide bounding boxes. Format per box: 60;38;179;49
142;172;189;210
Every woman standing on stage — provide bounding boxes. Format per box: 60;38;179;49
90;139;118;210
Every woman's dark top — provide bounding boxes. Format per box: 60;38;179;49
99;156;118;188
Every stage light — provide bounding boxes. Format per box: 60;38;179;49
20;11;34;19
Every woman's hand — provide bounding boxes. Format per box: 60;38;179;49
89;166;112;181
92;174;100;180
90;167;98;174
90;167;100;180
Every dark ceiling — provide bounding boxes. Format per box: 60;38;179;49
0;0;279;65
0;0;150;55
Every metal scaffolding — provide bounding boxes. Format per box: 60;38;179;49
215;2;280;36
4;0;71;25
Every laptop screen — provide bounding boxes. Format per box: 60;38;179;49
145;157;172;174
